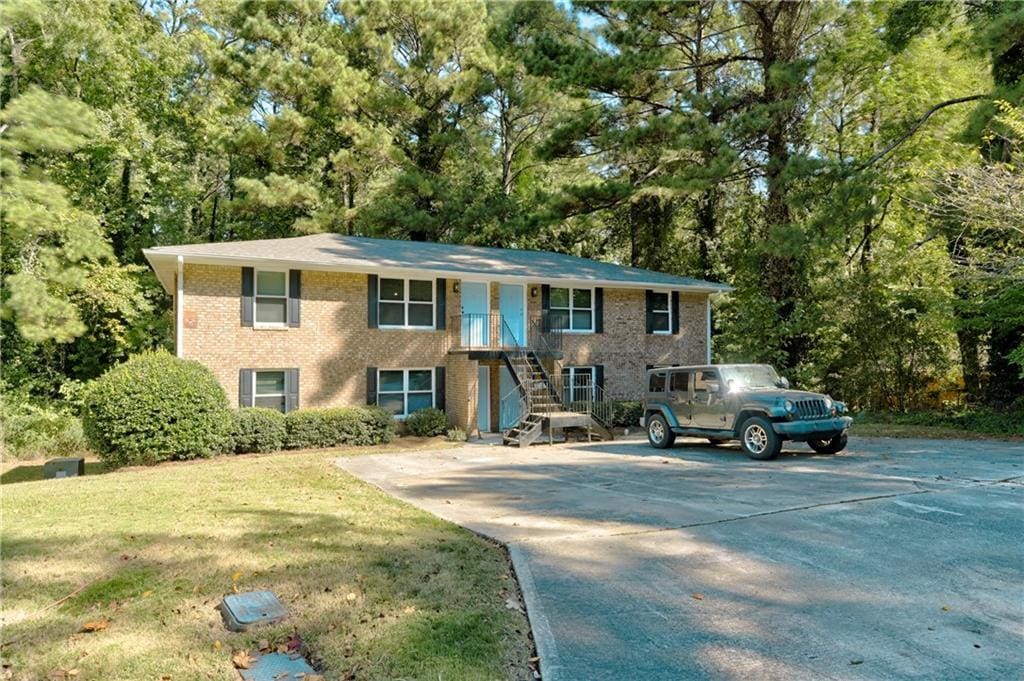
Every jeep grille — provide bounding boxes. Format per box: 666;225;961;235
795;399;828;419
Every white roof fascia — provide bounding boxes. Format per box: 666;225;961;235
143;250;733;295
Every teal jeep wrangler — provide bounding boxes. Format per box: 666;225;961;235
641;364;852;460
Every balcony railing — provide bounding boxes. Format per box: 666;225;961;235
449;312;563;353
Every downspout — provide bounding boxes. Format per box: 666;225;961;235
176;255;184;358
706;294;712;364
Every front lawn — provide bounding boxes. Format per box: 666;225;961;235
0;450;533;680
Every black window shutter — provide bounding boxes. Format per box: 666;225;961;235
367;275;378;329
595;365;605;394
671;291;680;335
541;284;551;331
285;368;300;412
435;367;446;412
239;368;253;408
288;270;301;328
241;268;254;327
435;278;446;330
644;290;654;334
594;287;604;333
366;367;378;406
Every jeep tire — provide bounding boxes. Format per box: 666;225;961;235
739;416;782;460
809;432;848;455
647;413;675;449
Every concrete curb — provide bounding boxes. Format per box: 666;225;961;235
508;543;562;681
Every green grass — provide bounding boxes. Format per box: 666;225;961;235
0;450;533;680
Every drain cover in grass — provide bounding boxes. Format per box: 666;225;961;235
238;652;317;681
221;591;288;631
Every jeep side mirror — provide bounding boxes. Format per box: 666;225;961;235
778;377;790;389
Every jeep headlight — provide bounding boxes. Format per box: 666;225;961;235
784;399;795;412
823;397;833;410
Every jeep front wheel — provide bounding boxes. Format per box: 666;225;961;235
809;433;848;454
647;414;675;449
739;416;781;460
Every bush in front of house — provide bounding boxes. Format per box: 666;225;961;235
611;401;643;428
82;350;232;466
0;399;88;459
405;407;448;437
284;406;396;449
231;408;287;453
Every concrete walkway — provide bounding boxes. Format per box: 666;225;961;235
336;436;1024;680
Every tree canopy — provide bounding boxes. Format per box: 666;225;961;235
2;0;1021;411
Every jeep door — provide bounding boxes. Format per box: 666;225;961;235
667;369;692;427
692;368;732;430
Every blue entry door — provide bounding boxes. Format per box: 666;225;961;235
461;281;489;347
499;365;521;429
499;284;525;347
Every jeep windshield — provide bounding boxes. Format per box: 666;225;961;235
719;365;782;391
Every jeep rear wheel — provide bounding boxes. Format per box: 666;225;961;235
739;416;782;460
809;433;848;454
647;414;675;449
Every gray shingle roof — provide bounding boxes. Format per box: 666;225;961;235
143;234;730;293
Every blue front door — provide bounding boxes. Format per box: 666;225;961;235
499;284;525;346
461;281;489;347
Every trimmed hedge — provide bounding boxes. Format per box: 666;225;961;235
231;408;287;453
611;401;643;427
284;406;396;449
405;408;448;436
82;350;232;466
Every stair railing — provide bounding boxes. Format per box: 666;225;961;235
499;382;528;432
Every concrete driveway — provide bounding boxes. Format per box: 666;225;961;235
336;436;1024;680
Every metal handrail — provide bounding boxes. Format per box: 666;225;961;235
522;375;614;425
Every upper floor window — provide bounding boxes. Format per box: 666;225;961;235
380;277;434;328
255;270;288;326
650;291;671;334
550;287;593;332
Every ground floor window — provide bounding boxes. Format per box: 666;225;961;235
561;366;595;404
254;370;287;412
378;368;435;417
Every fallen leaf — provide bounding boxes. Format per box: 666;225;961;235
258;639;270;652
66;672;79;678
231;571;243;583
160;676;172;681
403;606;416;614
80;619;108;633
346;593;357;602
231;650;254;669
850;659;864;665
213;640;223;650
142;591;153;598
691;592;704;601
941;606;950;612
231;584;239;594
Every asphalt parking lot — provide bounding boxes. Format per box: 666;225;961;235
336;436;1024;680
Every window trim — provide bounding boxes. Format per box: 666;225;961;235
377;367;436;419
549;286;595;333
378;277;437;330
649;289;673;335
252;369;287;412
253;268;289;328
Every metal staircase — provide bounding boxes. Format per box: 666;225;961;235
499;318;614;447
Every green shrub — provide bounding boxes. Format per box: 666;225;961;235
82;350;232;466
231;408;287;453
854;406;1024;436
446;426;468;442
0;400;87;459
284;406;396;449
405;408;448;436
611;401;643;428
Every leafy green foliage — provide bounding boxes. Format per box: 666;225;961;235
855;405;1024;436
610;401;643;428
82;350;232;466
284;407;396;450
404;408;449;437
0;399;87;460
230;408;287;454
